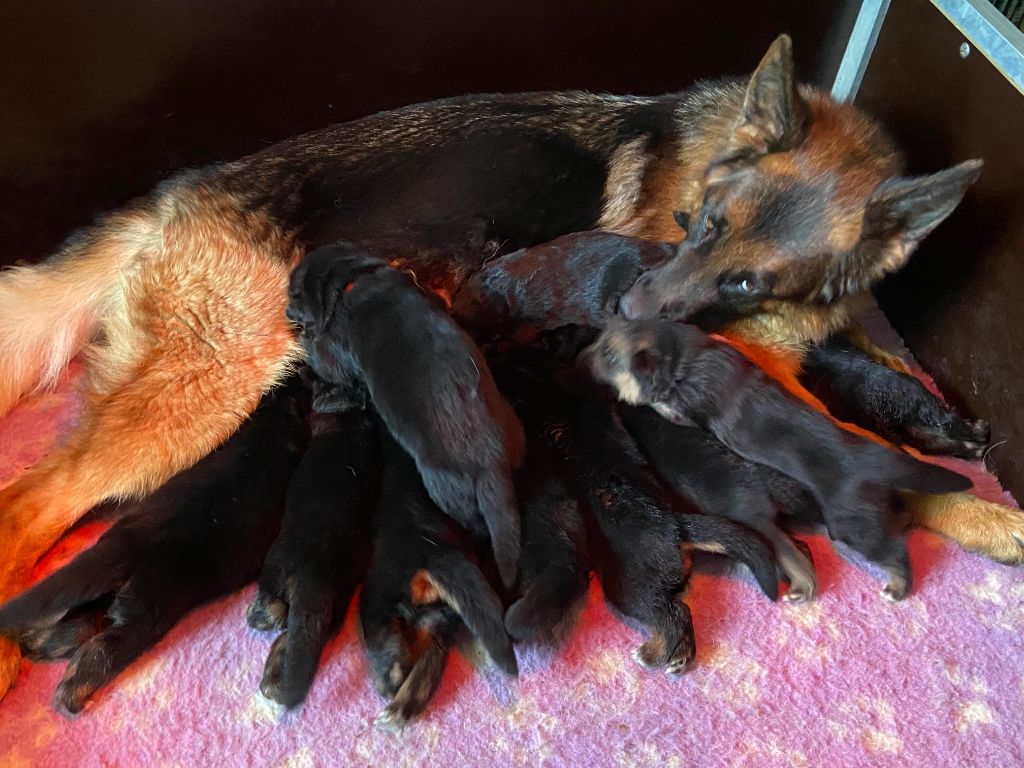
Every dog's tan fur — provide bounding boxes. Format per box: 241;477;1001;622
0;185;302;691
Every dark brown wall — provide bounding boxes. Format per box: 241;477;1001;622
858;0;1024;500
0;0;843;265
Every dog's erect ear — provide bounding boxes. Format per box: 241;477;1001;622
731;34;807;155
854;159;983;280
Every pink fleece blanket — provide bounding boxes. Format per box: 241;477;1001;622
1;318;1022;768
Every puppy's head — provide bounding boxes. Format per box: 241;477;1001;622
287;243;389;339
581;317;703;407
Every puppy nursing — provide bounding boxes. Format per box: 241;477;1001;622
248;378;377;708
289;243;526;587
0;380;306;714
361;429;517;732
587;318;972;600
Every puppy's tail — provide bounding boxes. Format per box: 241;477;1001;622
0;207;157;417
424;553;518;676
882;450;973;495
0;532;136;630
476;470;522;589
504;564;588;643
675;514;780;600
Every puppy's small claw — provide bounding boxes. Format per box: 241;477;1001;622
374;705;409;735
881;582;909;602
782;586;816;604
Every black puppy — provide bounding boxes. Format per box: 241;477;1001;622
585;318;973;600
0;379;307;714
490;349;591;644
450;231;674;340
496;335;779;673
562;382;780;673
247;379;377;709
359;428;517;733
288;243;526;587
621;405;820;602
800;334;990;459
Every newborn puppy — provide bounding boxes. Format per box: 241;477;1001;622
288;243;525;587
247;378;377;709
621;405;820;602
360;429;517;733
0;379;307;715
450;232;674;340
801;334;990;459
585;318;972;600
491;352;590;644
567;390;780;673
534;355;779;673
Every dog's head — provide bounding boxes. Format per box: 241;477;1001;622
581;316;705;407
619;34;983;330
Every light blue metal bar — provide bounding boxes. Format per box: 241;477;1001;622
832;0;891;102
931;0;1024;94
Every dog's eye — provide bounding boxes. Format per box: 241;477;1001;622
738;278;754;293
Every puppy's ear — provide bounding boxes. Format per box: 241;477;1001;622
729;34;807;156
826;160;983;299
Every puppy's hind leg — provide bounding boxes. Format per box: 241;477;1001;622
375;624;453;734
0;237;299;694
631;592;696;677
419;555;518;676
53;568;193;715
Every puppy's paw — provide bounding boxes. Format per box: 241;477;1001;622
906;418;990;460
881;567;911;602
374;703;410;734
664;636;697;677
53;660;94;717
782;586;816;604
247;591;288;632
632;633;669;670
0;637;22;700
258;633;289;705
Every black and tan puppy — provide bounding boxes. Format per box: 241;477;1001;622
247;379;377;709
0;379;307;714
586;318;973;599
288;243;526;587
621;404;820;602
359;429;517;733
451;231;675;341
800;334;990;459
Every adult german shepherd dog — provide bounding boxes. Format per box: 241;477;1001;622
0;34;1020;695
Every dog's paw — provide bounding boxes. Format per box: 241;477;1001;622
911;492;1024;566
0;637;22;700
247;591;288;631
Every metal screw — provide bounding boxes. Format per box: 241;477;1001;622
960;41;971;58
